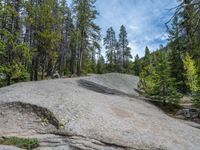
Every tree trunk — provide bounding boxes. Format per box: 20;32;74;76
33;56;38;81
46;58;53;78
41;63;45;80
30;58;34;81
70;57;75;76
6;75;11;86
77;48;83;77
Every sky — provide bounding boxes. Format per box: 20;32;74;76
95;0;178;58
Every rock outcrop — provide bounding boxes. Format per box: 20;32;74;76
0;73;200;150
176;108;200;120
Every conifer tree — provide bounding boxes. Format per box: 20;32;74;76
183;53;199;93
124;47;132;71
115;42;121;71
118;25;132;71
97;55;105;74
139;51;181;105
57;0;74;76
168;16;186;92
167;0;200;92
0;0;30;86
183;52;200;107
139;62;158;96
104;27;117;71
143;46;151;65
0;0;103;86
119;25;127;68
73;0;100;76
25;0;61;80
154;52;181;105
133;54;142;76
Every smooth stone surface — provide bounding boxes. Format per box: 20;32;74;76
0;73;200;150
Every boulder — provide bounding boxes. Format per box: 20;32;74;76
53;71;60;79
176;108;199;120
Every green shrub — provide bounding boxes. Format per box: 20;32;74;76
0;136;39;150
193;95;200;108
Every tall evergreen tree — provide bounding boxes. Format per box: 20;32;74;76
73;0;100;76
0;0;30;86
155;52;180;105
104;27;117;71
97;55;105;74
57;0;74;76
0;0;103;86
25;0;61;80
168;16;186;92
144;46;150;64
139;51;181;105
118;25;132;71
183;52;199;93
124;47;132;71
140;46;151;71
183;52;200;107
133;54;142;76
139;57;157;96
167;0;200;92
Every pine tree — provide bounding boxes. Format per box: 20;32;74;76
155;52;181;105
97;55;105;74
87;49;97;73
183;52;200;107
115;42;121;71
118;25;132;71
73;0;100;76
139;62;158;96
181;0;196;51
24;0;61;80
0;0;103;86
133;54;142;76
143;46;151;65
168;16;187;92
167;0;200;81
57;0;74;76
183;52;199;93
0;0;30;86
139;51;181;105
118;25;127;69
124;47;132;72
104;27;117;71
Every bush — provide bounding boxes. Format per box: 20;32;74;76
193;95;200;108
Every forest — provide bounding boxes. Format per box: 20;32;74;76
0;0;200;107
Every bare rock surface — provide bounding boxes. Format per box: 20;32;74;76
79;73;139;96
0;145;23;150
0;73;200;150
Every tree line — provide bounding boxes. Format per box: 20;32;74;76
104;26;132;73
0;0;133;87
0;0;100;86
134;0;200;107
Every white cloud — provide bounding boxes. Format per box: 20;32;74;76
129;42;143;58
128;25;139;31
96;0;177;57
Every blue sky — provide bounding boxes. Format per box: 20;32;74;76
95;0;177;58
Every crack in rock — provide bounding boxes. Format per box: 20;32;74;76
0;101;60;129
78;79;126;96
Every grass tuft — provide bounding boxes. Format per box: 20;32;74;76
0;136;39;150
